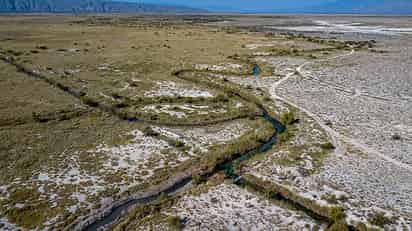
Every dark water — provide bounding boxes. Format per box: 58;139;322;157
81;112;284;231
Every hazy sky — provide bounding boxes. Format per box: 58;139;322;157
128;0;338;12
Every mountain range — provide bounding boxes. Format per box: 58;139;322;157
0;0;411;14
0;0;204;13
130;0;412;14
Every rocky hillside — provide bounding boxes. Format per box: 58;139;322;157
0;0;204;13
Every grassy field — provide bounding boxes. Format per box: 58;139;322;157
0;14;376;230
0;15;278;230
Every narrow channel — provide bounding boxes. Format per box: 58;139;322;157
0;54;287;231
81;112;284;231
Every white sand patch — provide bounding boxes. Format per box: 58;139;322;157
94;129;190;194
14;203;25;208
143;105;188;118
152;121;251;154
195;63;243;72
38;173;49;181
142;104;228;118
253;51;272;56
270;20;412;35
170;184;323;230
0;218;22;231
243;44;412;229
144;81;214;98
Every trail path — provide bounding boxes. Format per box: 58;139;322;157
269;49;412;172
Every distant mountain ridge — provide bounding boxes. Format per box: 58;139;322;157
0;0;204;13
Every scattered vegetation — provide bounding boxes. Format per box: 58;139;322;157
192;174;203;185
320;142;336;150
280;110;297;126
368;212;393;227
166;216;184;230
35;45;48;50
143;126;159;137
321;194;338;204
330;206;346;222
328;206;350;231
199;119;274;173
327;220;350;231
391;134;401;140
0;14;386;231
81;96;99;107
277;111;298;145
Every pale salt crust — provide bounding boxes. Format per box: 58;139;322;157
33;155;107;215
0;218;21;231
0;129;190;229
269;20;412;36
194;63;243;72
143;105;188;118
244;34;412;229
95;129;190;182
152;120;252;154
142;104;229;118
144;81;214;98
168;184;324;231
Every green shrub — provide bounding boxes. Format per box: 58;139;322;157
280;110;297;125
111;92;122;99
391;134;401;140
263;96;272;102
192;174;202;185
142;126;159;137
277;128;294;144
171;140;185;148
36;45;48;50
82;96;99;107
115;102;129;108
320;142;336;150
264;188;276;199
327;221;349;231
322;194;338;204
214;93;229;103
369;212;392;227
355;222;368;231
166;216;183;230
330;206;346;223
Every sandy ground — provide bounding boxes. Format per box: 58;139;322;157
262;28;412;228
158;183;324;231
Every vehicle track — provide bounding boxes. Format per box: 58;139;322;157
271;49;412;173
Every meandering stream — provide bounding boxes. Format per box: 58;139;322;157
80;110;284;231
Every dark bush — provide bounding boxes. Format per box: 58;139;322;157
320;142;336;150
192;174;202;185
280;111;297;126
369;212;392;227
330;206;346;223
172;140;185;148
166;216;184;230
82;97;99;107
115;102;129;108
327;221;349;231
142;126;159;137
36;45;48;50
391;134;401;140
110;92;122;99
